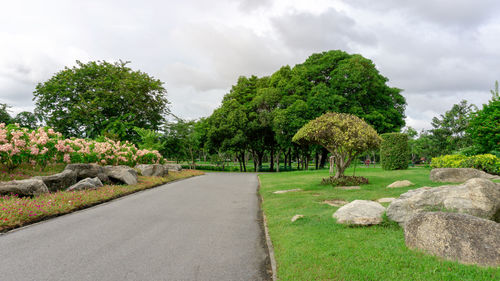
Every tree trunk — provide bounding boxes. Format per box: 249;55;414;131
284;152;287;171
269;148;274;172
319;148;328;168
315;151;319;170
276;149;280;172
242;152;247;172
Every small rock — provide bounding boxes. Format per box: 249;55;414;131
377;197;396;203
323;199;349;207
291;215;304;222
67;177;103;191
387;180;413;188
336;186;360;190
405;212;500;267
333;200;386;225
273;189;302;194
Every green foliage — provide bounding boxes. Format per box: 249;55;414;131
12;111;38;130
467;99;499;154
321;175;369;186
380;133;410;170
431;154;500;175
429;100;475;154
293;112;381;178
133;127;165;151
33;60;169;140
0;104;11;124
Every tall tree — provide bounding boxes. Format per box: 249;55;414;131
430;100;475;154
0;103;11;124
33;60;169;140
13;111;38;130
468;86;500;154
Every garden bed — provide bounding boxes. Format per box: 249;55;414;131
0;170;204;233
259;167;499;280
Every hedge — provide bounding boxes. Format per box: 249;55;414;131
380;133;409;170
431;154;500;175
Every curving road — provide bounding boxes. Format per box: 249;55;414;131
0;173;270;281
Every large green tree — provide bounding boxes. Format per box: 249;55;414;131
33;60;169;139
467;87;500;154
13;111;38;130
0;103;11;124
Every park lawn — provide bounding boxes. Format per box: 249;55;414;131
259;167;500;281
0;170;204;233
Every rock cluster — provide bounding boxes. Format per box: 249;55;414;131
430;168;500;182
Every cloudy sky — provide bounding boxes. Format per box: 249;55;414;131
1;0;499;131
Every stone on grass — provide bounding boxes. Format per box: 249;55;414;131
0;179;49;196
135;164;167;177
323;199;348;207
387;180;413;188
164;164;182;172
336;186;360;190
333;200;386;225
291;215;304;222
67;177;103;191
377;197;396;203
34;169;77;192
273;189;302;194
387;178;500;226
430;168;500;183
405;212;500;267
103;166;138;185
65;163;109;183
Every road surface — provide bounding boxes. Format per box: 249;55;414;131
0;173;270;281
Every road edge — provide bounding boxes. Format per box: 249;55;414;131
258;176;277;281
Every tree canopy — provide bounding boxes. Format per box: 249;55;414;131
33;60;169;140
293;112;381;178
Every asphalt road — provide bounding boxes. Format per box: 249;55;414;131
0;173;270;281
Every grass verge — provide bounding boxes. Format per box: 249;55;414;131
259;167;499;281
0;170;204;233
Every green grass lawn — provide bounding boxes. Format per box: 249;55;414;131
259;167;500;281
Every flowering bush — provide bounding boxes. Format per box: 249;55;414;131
0;123;164;170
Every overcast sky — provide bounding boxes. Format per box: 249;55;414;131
1;0;499;131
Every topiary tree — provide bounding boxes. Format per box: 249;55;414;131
292;112;381;179
380;133;410;170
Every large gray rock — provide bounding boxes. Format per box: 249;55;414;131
135;164;167;177
103;166;138;185
387;178;500;226
67;177;103;191
405;212;500;267
430;168;500;183
34;169;77;192
0;179;49;196
163;164;182;172
332;200;386;225
65;163;109;183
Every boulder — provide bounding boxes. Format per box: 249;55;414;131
34;169;77;192
103;166;138;185
0;179;49;196
67;177;103;191
430;168;499;183
387;178;500;226
405;212;500;267
387;180;413;188
332;200;386;225
65;163;109;183
135;164;167;177
163;163;182;172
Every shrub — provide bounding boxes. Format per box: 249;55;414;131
321;175;369;187
380;133;410;170
431;154;500;175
